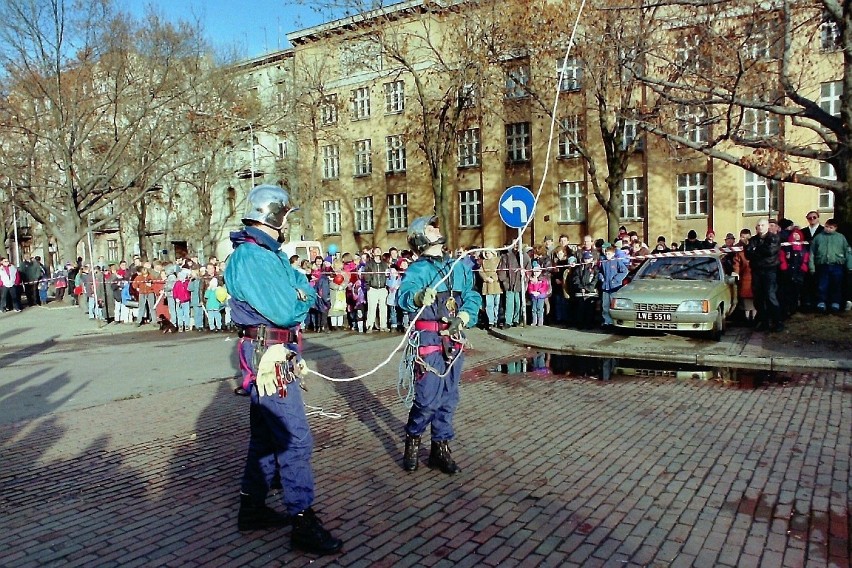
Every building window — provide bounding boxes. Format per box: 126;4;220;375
677;105;708;144
741;22;776;61
354;196;374;233
321;94;338;125
354;139;372;176
558;116;582;158
387;193;408;231
819;162;836;210
820;13;840;51
351;86;371;120
107;239;119;262
675;34;705;73
384;80;404;114
622;120;643;150
557;181;586;223
740;108;780;139
276;81;287;109
820;81;841;117
621;177;645;220
676;172;708;216
226;187;236;217
556;56;582;91
459;83;477;109
277;139;288;159
459;190;482;228
744;171;779;214
323;200;341;234
385;135;406;173
457;128;480;167
322;145;340;180
506;122;531;162
505;62;529;99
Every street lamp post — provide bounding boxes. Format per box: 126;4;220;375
246;121;256;187
10;184;21;265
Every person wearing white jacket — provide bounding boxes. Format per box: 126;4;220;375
0;257;23;312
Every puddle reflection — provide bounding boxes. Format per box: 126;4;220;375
490;353;786;387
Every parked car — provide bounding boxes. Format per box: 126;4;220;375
609;253;738;341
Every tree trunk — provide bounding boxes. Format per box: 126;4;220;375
57;234;82;267
835;185;852;240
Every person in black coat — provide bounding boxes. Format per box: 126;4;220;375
745;218;783;332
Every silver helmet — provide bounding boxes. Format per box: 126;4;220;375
241;185;297;230
407;215;444;253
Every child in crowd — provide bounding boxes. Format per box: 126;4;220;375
173;270;192;332
526;265;550;327
328;271;348;331
346;273;366;332
599;246;630;328
205;277;223;331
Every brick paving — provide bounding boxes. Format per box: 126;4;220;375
0;337;849;567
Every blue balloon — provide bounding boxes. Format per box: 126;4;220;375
328;243;338;255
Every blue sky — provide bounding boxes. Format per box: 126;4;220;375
122;1;333;59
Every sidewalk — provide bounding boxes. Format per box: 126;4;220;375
0;301;849;567
489;312;852;371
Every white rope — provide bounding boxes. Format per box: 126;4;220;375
305;1;588;383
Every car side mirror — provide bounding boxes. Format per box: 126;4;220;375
725;275;738;285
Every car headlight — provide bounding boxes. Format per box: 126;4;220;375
677;300;709;313
611;298;634;310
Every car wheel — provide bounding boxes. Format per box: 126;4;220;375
708;307;724;341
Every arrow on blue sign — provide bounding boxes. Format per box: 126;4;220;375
501;195;529;223
498;185;536;229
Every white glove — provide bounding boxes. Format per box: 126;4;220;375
414;287;437;307
295;358;308;377
255;344;297;397
458;311;470;328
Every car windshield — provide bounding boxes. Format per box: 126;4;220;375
637;256;720;281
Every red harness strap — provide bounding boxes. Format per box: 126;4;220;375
418;345;443;356
414;320;448;332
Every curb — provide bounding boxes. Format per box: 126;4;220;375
488;328;852;372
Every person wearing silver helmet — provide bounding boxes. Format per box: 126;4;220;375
396;215;482;474
224;184;342;555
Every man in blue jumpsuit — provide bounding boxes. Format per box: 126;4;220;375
396;215;482;474
226;185;342;555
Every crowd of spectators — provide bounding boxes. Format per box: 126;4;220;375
2;210;850;335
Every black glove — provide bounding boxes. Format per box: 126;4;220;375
446;315;466;335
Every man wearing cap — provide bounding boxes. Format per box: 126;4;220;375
721;233;737;275
397;215;481;474
700;230;718;250
225;184;341;555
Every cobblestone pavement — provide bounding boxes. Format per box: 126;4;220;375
0;334;849;567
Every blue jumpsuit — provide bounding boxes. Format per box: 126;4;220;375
225;227;318;516
396;254;481;441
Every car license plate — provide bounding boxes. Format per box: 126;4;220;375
637;312;671;321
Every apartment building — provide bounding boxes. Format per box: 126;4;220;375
278;0;840;253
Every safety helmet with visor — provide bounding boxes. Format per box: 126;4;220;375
407;215;446;254
241;185;298;231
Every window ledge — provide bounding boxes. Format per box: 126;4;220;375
675;215;708;220
353;173;372;179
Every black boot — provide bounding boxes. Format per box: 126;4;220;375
403;434;421;472
291;508;342;555
237;493;290;531
428;440;461;474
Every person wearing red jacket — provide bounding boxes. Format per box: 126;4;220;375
779;228;809;318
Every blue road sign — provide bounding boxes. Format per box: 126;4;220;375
499;185;536;229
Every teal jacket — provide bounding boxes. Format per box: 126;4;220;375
225;227;316;328
397;254;481;327
808;231;851;271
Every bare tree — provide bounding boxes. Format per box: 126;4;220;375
0;0;216;261
634;0;851;231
